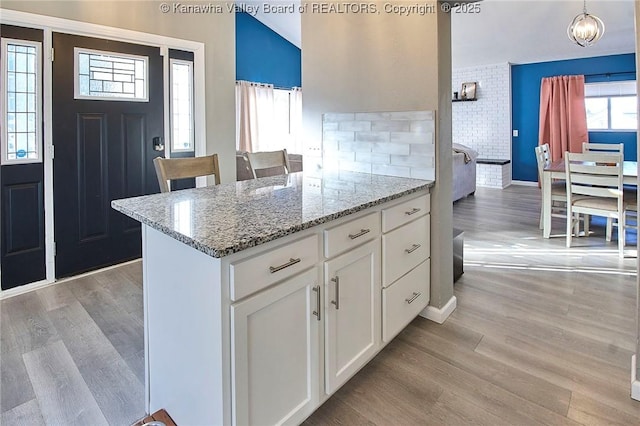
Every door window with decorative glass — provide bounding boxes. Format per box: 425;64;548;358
1;38;42;164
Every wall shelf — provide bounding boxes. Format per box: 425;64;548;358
452;98;477;102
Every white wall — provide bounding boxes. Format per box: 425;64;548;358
302;6;454;310
452;63;511;159
452;63;511;187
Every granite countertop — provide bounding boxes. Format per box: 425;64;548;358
111;170;434;258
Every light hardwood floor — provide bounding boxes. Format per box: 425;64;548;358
1;185;638;425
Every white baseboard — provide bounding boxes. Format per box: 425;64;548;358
632;355;640;401
511;180;538;187
419;295;457;324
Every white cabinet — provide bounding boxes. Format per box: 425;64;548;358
141;188;431;426
380;194;431;342
324;239;380;394
231;267;321;425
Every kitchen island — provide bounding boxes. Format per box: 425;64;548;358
112;170;434;425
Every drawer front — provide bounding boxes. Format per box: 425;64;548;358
382;214;430;287
382;194;430;233
382;260;430;342
324;212;380;258
230;235;319;301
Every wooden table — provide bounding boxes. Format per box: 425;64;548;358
542;159;638;238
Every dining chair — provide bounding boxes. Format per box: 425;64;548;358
565;152;626;257
246;149;291;179
582;142;623;156
153;154;221;193
535;144;568;230
582;143;634;241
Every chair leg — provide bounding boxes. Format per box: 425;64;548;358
573;213;580;238
606;218;613;242
566;210;573;248
618;215;625;258
539;202;543;230
583;214;589;236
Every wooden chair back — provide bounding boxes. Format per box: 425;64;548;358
565;152;625;256
565;152;623;202
246;149;291;178
534;143;551;181
582;142;624;156
153;154;221;193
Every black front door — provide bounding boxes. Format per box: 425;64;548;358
52;33;164;278
0;25;46;290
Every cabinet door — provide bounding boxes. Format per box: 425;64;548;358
231;268;320;426
324;239;380;395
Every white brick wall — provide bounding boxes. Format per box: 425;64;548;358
322;111;435;180
476;163;511;189
453;63;512;187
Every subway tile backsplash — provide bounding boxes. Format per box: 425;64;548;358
323;110;435;181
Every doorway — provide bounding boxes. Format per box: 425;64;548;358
51;33;164;278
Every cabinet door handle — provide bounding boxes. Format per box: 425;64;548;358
405;292;421;304
269;258;301;273
405;244;421;254
331;277;340;310
348;228;370;240
312;285;321;321
405;207;421;216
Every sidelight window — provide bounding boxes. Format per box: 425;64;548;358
170;59;194;152
74;47;148;101
1;38;42;164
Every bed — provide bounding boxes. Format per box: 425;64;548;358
452;143;478;202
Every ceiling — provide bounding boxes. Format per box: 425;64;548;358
250;0;636;69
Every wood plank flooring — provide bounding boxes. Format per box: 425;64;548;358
1;185;638;425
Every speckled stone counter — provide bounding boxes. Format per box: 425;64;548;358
111;170;433;258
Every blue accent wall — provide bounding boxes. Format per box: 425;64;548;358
511;54;636;182
236;12;301;88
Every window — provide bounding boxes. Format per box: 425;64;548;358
235;82;302;154
1;38;42;164
585;81;637;131
170;59;194;152
74;48;148;101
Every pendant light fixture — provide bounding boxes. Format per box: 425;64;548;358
567;0;605;47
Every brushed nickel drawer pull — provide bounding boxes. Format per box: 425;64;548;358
405;244;421;254
269;258;301;273
348;228;371;240
312;285;321;321
331;276;340;310
405;292;421;304
405;207;421;216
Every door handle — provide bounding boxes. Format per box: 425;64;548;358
331;276;340;310
312;285;321;321
152;136;164;152
405;207;421;216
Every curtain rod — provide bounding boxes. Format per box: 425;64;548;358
235;80;301;90
585;71;636;78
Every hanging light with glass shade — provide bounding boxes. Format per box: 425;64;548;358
567;0;605;47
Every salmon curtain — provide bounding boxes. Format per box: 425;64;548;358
538;75;588;161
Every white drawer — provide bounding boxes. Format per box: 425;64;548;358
324;212;380;258
382;194;430;233
382;214;430;287
382;260;430;342
230;235;319;301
